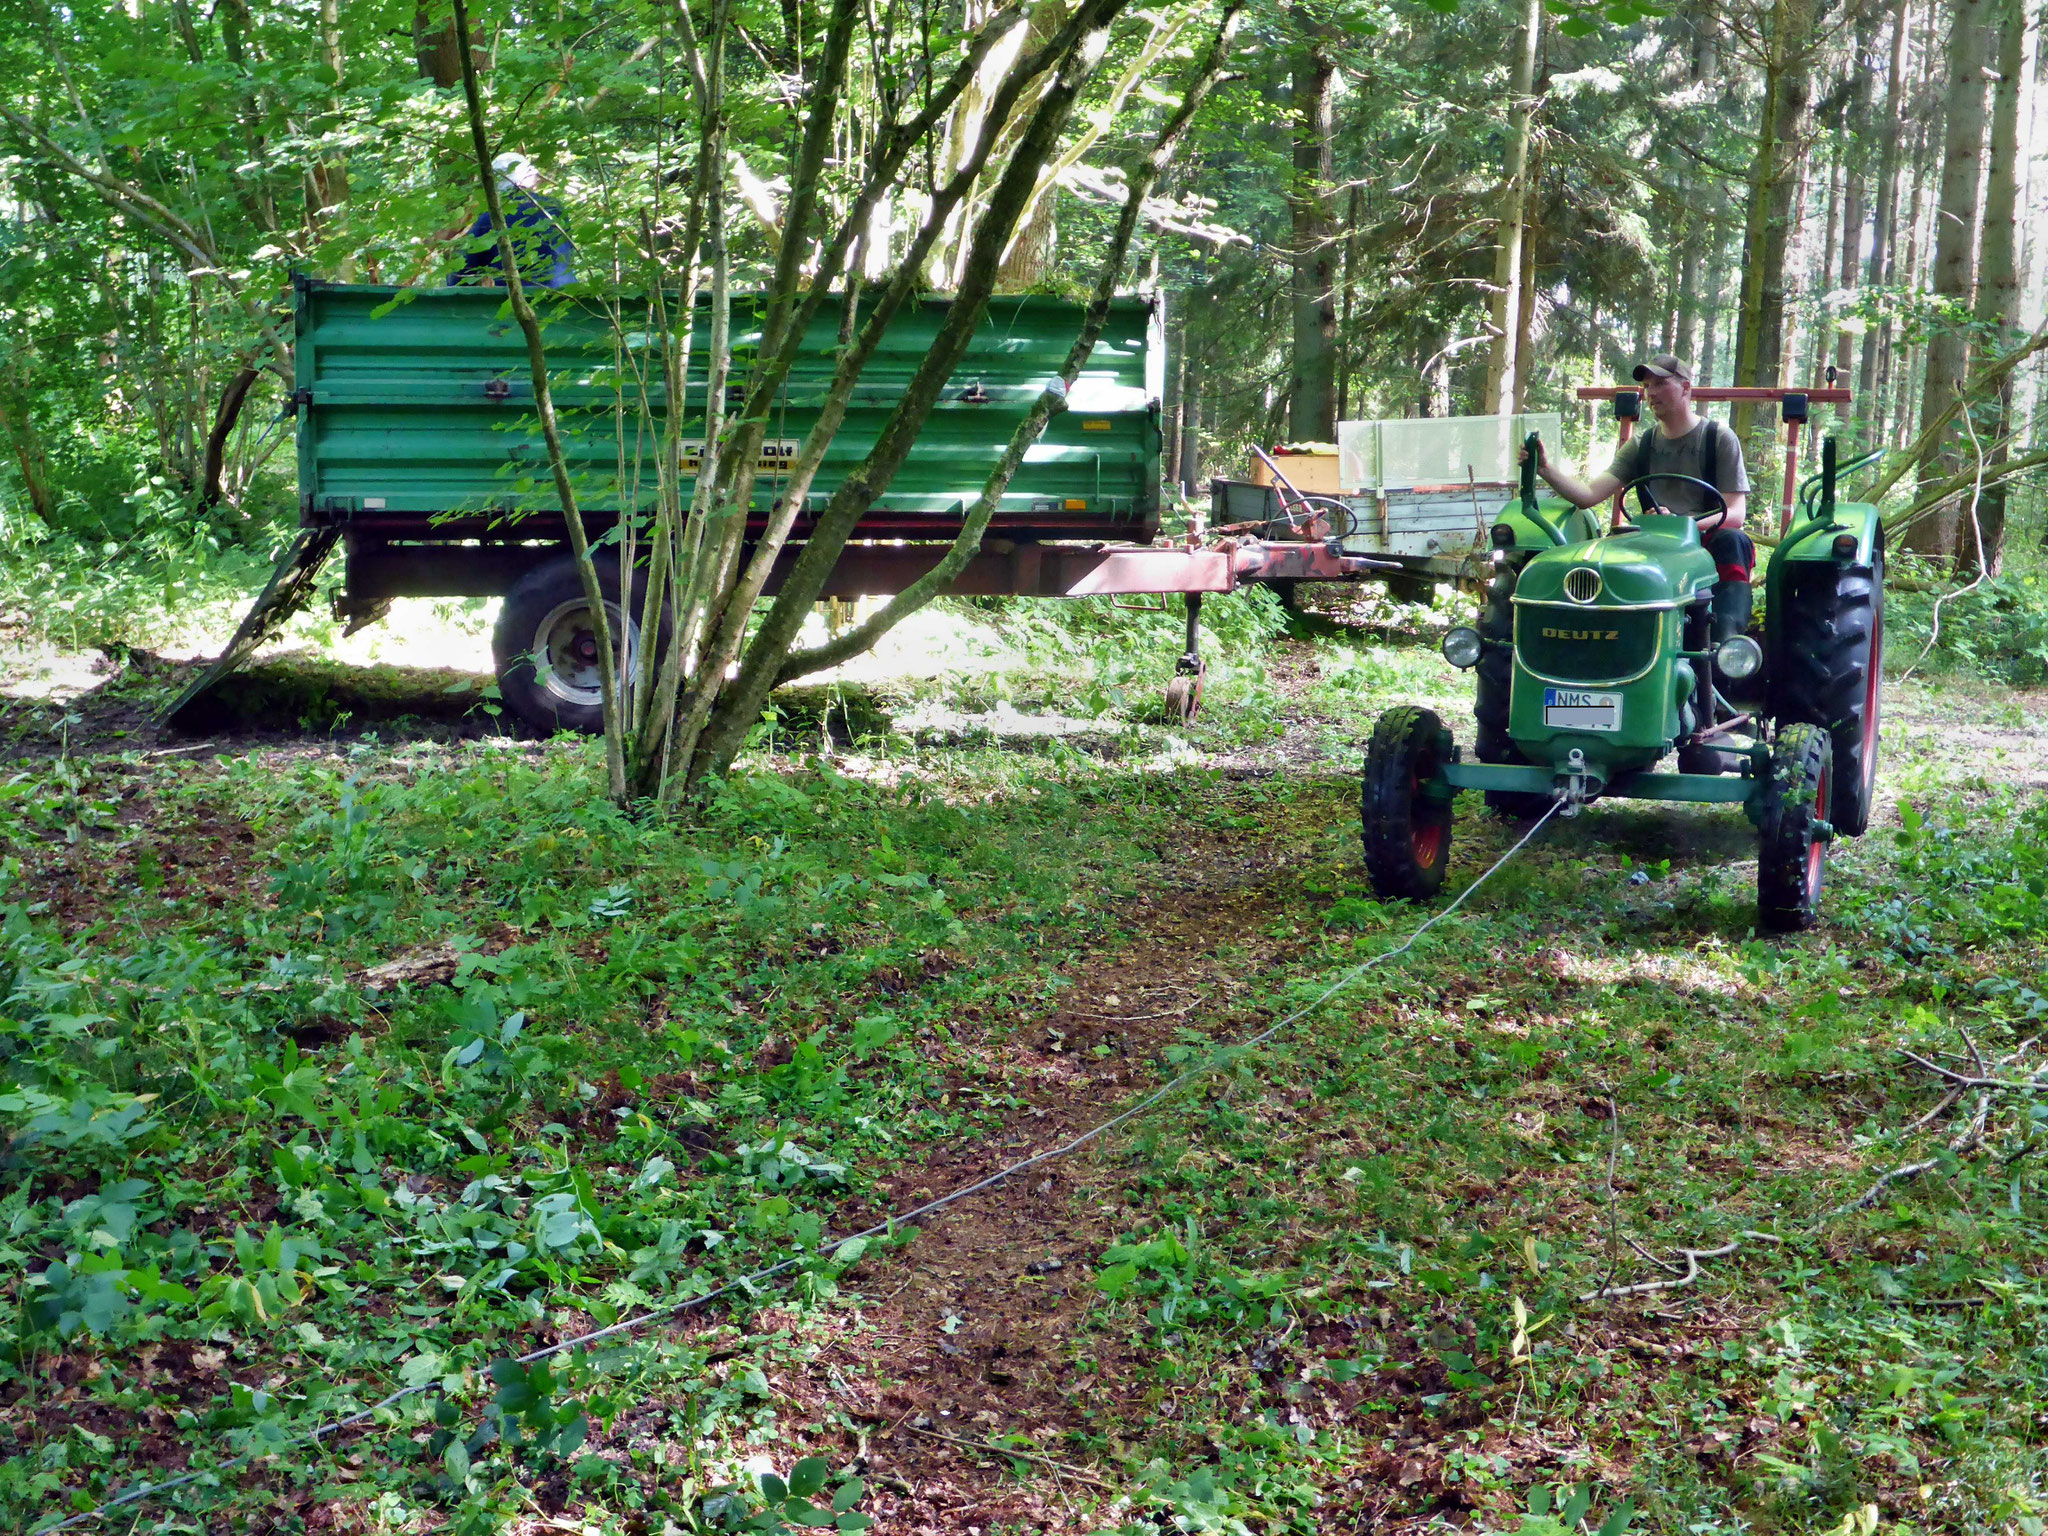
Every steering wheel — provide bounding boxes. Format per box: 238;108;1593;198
1621;473;1731;534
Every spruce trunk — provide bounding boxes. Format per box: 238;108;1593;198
1288;13;1337;441
1483;0;1542;417
1960;0;2025;577
1908;0;1992;563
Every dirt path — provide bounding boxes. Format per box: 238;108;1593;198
770;826;1314;1532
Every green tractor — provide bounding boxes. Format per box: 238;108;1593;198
1361;433;1884;931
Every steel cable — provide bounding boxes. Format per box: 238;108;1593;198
41;800;1559;1532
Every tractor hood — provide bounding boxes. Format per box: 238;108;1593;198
1514;513;1718;609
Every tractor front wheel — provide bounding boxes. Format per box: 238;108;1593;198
1757;722;1834;932
1362;705;1455;901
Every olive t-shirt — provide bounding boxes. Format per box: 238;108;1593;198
1604;417;1751;520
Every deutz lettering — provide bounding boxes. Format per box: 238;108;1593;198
1541;626;1620;641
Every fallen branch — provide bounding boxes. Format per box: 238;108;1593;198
1856;316;2048;505
1896;1049;2048;1093
1579;1240;1741;1302
898;1424;1122;1494
1587;1028;2034;1301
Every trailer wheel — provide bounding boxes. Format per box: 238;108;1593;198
1771;536;1883;837
1757;721;1833;933
1361;705;1455;901
1473;568;1552;819
494;556;665;736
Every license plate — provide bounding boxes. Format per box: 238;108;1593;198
1544;688;1622;731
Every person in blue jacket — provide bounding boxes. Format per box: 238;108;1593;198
447;153;574;289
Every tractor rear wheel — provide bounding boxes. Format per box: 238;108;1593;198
1473;570;1552;820
1362;705;1455;901
1772;538;1883;837
1757;722;1834;932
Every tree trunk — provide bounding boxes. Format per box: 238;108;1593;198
1660;225;1682;353
1482;0;1542;417
1731;0;1820;450
1513;210;1538;410
1888;102;1939;446
1178;360;1202;492
1908;0;1993;562
1858;0;1910;426
200;366;260;510
1835;3;1877;379
1288;11;1336;441
415;2;465;88
1700;236;1726;384
1337;182;1361;421
0;385;55;526
309;0;350;227
1164;319;1184;490
1676;203;1702;364
1811;139;1841;385
1960;0;2026;577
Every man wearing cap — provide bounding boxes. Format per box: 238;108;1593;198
1522;353;1754;643
447;153;575;289
1519;354;1754;771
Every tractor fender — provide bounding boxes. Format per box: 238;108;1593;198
1774;499;1883;568
1489;496;1598;553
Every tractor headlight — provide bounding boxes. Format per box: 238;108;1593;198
1442;626;1484;669
1715;634;1763;680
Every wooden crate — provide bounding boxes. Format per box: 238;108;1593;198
1249;449;1344;495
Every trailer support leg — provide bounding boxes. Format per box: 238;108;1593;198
1165;593;1207;724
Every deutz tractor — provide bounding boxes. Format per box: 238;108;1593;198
1361;433;1885;931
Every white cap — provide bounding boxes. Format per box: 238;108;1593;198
492;152;539;192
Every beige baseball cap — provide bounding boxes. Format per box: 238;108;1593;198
1632;354;1693;383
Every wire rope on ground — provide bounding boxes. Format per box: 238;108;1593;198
42;802;1561;1533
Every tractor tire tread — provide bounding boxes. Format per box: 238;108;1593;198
1361;704;1454;902
1758;721;1832;932
1772;545;1883;837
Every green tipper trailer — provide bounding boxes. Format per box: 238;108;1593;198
167;277;1163;730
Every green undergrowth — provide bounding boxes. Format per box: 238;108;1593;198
1070;773;2048;1533
1886;554;2048;689
0;519;287;654
0;608;2043;1535
0;738;1265;1530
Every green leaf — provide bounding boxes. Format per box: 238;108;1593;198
832;1478;866;1513
1559;15;1600;33
760;1473;788;1503
1559;1485;1594;1527
1096;1261;1140;1297
789;1457;830;1498
785;1499;839;1528
1595;1498;1636;1536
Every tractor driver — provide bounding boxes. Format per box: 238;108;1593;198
1521;354;1755;654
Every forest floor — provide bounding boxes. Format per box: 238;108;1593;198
3;593;2047;1536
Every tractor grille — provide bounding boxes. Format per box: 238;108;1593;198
1515;604;1664;685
